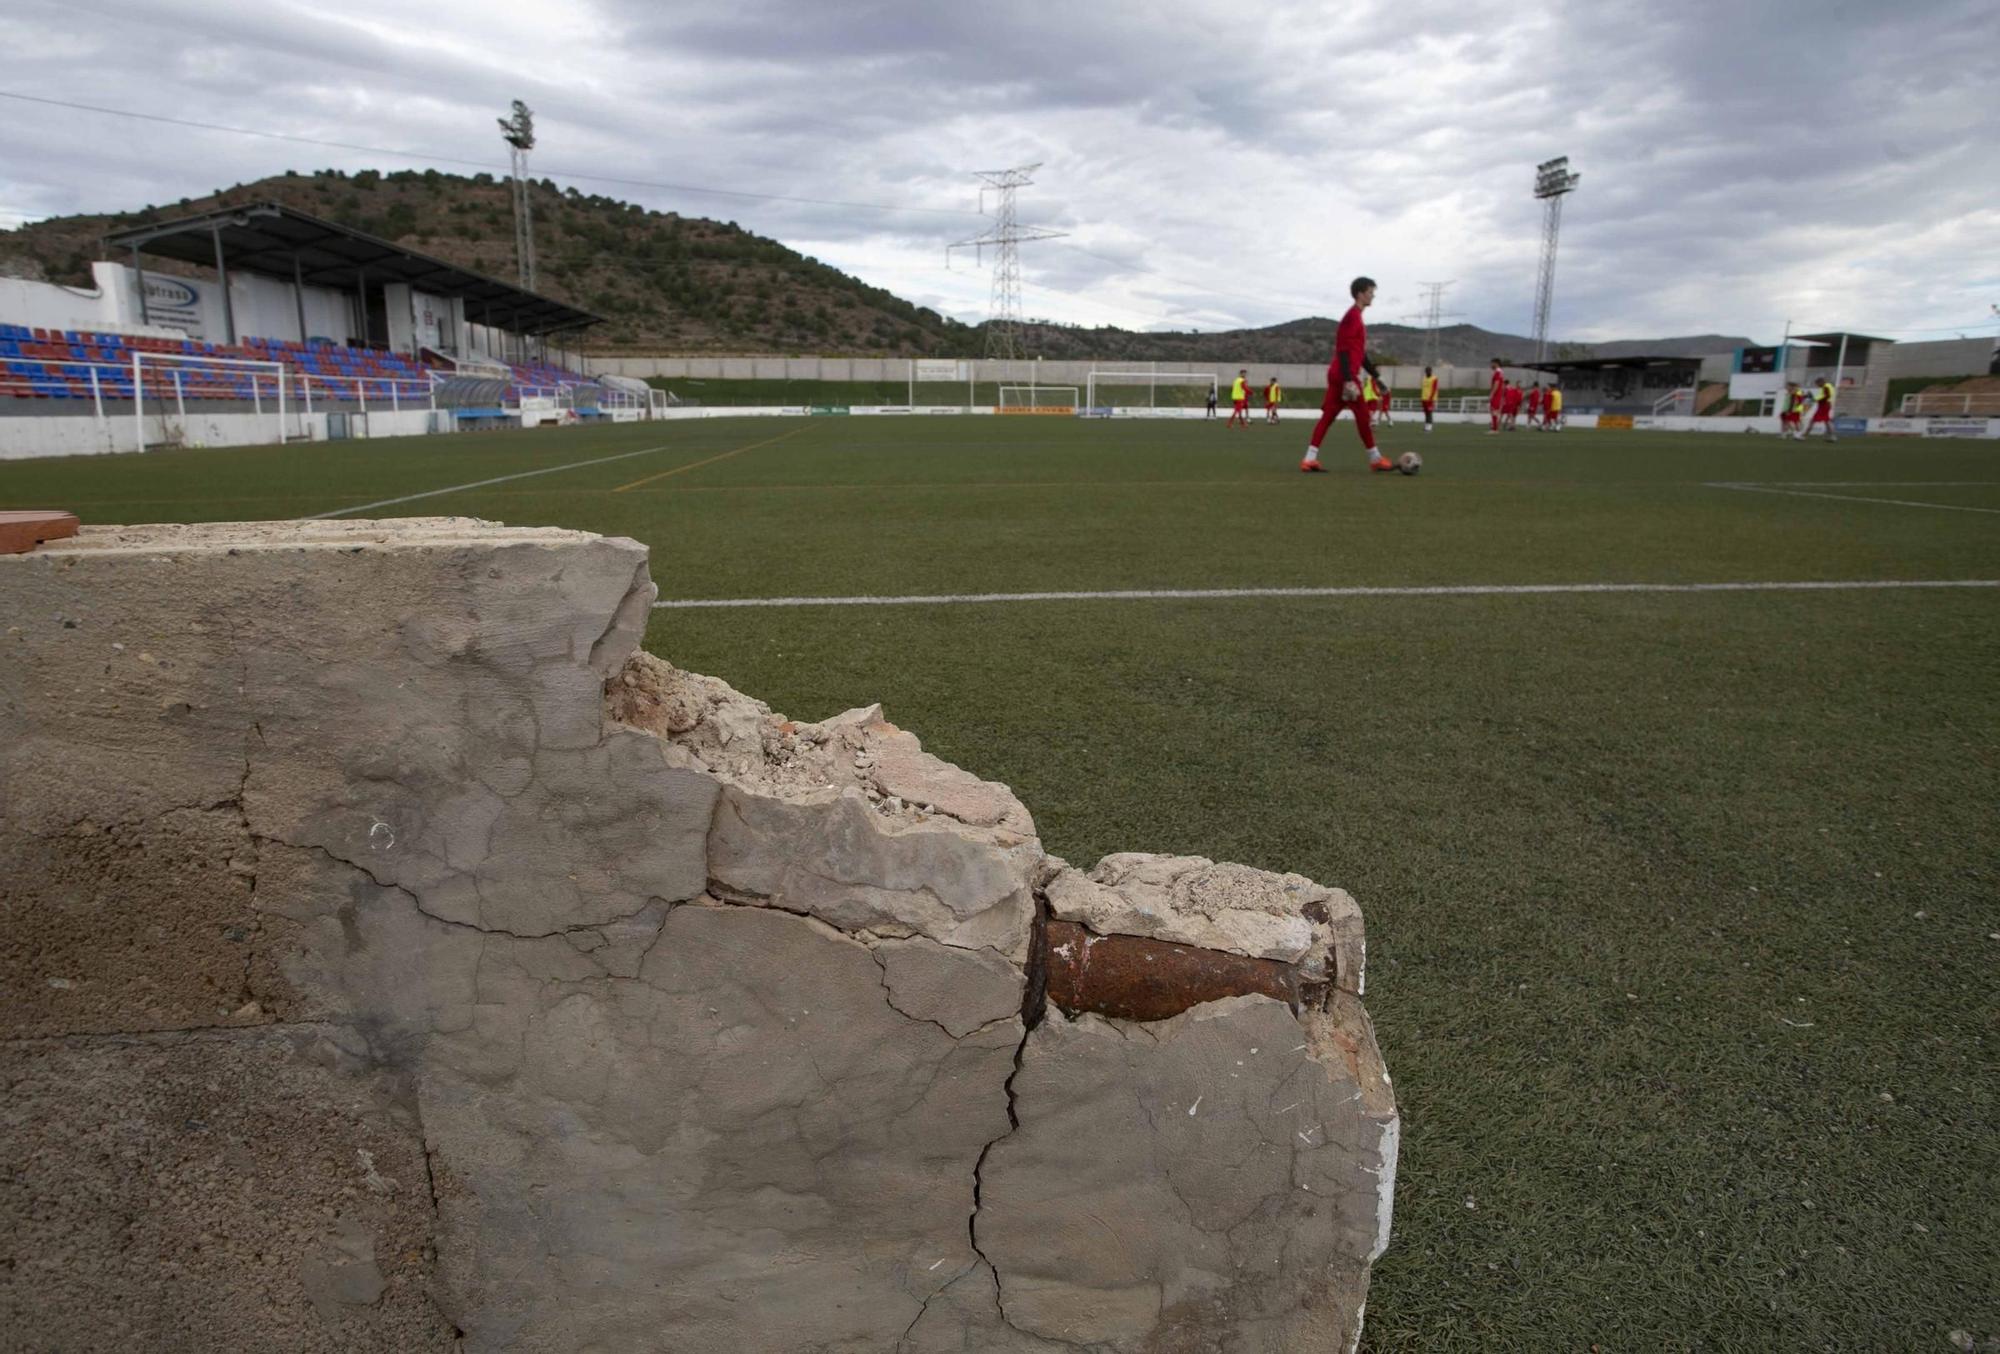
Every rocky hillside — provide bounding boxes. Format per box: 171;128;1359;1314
0;169;1749;360
0;169;974;354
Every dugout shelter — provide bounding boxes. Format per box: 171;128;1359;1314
1523;355;1703;414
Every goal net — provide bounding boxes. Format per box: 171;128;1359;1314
133;351;287;452
1083;370;1221;410
997;385;1080;415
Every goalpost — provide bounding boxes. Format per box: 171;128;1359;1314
1083;369;1222;411
133;351;287;452
997;384;1080;414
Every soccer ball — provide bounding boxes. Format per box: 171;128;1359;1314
1398;451;1422;475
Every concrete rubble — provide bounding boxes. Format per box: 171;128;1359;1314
1;518;1397;1352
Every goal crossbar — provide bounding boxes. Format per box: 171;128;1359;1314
998;385;1080;414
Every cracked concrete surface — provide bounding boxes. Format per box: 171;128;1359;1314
2;518;1397;1352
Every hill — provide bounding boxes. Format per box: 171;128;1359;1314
0;170;1750;361
0;169;977;355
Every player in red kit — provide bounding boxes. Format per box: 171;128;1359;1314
1488;358;1506;433
1300;276;1396;473
1503;381;1523;430
1525;382;1544;428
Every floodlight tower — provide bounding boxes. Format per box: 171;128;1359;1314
1529;156;1581;364
948;164;1066;361
498;100;537;292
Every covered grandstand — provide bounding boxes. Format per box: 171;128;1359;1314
0;202;654;455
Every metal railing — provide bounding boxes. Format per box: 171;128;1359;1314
5;352;657;425
1901;391;2000;416
1;354;440;421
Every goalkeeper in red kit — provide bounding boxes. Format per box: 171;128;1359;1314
1300;276;1396;473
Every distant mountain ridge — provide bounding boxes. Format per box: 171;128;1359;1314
0;170;1750;361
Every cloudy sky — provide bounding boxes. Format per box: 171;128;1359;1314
1;0;1996;343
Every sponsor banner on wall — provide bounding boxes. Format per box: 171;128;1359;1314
1596;414;1634;430
413;292;446;350
912;406;967;415
1833;415;1869;435
997;405;1077;416
913;360;968;381
849;405;912;415
142;275;206;338
807;406;851;416
1924;417;1993;439
1869;417;1923;437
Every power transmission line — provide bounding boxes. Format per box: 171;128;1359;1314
1404;281;1464;369
948;165;1066;361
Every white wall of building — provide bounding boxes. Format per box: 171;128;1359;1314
2;263;358;345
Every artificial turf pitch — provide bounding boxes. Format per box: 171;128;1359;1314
4;415;1996;1350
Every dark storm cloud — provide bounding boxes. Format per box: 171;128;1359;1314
1;0;1994;339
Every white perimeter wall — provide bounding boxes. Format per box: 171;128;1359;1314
586;354;1523;392
0;408;445;460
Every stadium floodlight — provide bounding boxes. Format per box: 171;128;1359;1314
499;100;538;292
1529;156;1581;365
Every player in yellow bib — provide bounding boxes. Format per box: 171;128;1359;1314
1545;384;1563;430
1264;376;1282;425
1228;370;1250;430
1420;367;1439;433
1804;378;1837;441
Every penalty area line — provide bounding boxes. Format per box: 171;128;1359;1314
653;579;2000;610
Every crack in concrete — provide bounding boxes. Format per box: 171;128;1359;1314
277;838;672;944
964;888;1051;1343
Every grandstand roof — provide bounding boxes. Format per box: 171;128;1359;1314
1794;331;1896;347
1523;355;1703;372
104;202;600;336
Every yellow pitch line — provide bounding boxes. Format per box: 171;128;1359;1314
610;425;813;492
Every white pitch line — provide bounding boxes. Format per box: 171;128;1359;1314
652;579;2000;610
1706;482;2000;515
305;443;679;519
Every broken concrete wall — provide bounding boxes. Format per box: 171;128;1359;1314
1;519;1396;1352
